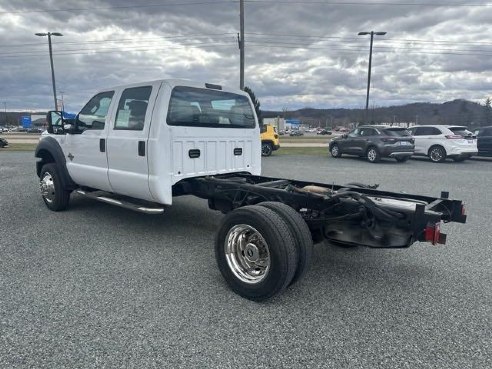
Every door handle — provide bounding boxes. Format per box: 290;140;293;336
99;138;105;152
138;141;145;157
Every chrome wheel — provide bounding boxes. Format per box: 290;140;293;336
429;147;445;162
40;172;55;203
225;224;270;284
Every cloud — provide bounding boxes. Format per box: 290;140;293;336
0;0;490;112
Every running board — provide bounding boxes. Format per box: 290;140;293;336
76;190;165;214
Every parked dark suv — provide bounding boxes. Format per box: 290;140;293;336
475;126;492;157
329;125;415;163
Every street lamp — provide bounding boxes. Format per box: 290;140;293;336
358;31;386;123
35;32;63;110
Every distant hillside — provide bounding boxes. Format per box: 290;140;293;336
263;99;491;128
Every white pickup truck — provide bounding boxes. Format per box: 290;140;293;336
35;79;467;301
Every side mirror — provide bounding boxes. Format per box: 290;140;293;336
63;124;74;133
46;111;64;134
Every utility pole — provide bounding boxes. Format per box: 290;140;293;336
358;31;386;124
35;32;63;110
239;0;245;90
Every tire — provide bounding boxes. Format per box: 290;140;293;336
428;145;446;163
366;146;381;163
39;163;70;211
215;205;298;301
395;156;410;163
261;142;273;157
330;144;342;158
259;202;313;286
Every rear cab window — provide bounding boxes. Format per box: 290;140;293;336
167;86;256;128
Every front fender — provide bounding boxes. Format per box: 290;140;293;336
35;137;77;190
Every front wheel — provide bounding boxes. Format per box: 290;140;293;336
215;205;298;301
261;142;273;157
39;163;70;211
366;147;381;163
330;144;342;158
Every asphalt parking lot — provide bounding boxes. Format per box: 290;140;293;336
1;151;491;369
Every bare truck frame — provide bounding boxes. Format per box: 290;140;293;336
35;79;467;301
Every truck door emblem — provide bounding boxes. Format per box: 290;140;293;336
68;153;74;161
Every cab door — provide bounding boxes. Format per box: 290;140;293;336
106;83;159;201
65;91;115;192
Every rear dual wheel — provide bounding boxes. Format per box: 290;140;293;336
260;202;313;286
215;204;313;301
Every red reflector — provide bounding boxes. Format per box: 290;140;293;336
425;222;441;245
461;204;466;216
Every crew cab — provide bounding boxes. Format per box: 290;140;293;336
35;79;467;301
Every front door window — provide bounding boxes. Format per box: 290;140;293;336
77;91;115;131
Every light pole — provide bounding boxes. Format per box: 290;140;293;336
239;0;245;90
35;32;63;110
358;31;386;123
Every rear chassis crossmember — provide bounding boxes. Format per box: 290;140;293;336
175;173;466;249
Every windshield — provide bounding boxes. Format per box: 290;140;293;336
167;86;256;128
383;128;411;137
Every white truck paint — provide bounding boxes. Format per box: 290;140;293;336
42;79;261;205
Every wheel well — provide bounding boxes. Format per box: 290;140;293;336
261;140;273;146
428;145;446;156
366;145;378;154
36;149;56;177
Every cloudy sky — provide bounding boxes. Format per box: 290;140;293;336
1;0;492;112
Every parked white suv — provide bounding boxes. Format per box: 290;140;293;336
408;125;477;162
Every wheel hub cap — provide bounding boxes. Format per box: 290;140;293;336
431;149;442;161
225;224;270;284
40;173;55;203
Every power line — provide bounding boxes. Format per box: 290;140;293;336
244;1;492;7
0;43;237;60
0;33;237;48
1;0;489;15
246;32;492;47
0;1;235;15
247;42;492;56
